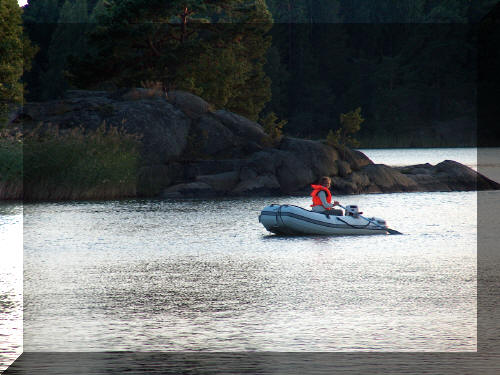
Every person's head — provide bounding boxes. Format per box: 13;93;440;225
319;176;331;188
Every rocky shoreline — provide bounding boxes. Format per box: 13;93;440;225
12;89;500;200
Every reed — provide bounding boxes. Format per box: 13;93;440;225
0;129;23;199
0;123;141;201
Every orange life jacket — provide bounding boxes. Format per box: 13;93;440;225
310;184;332;209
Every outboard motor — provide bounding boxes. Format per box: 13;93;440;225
345;205;362;218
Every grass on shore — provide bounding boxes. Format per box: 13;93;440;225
0;130;23;199
0;123;141;201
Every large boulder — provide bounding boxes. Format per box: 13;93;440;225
336;160;352;177
107;99;190;164
397;163;451;191
21;95;112;128
434;160;492;190
20;93;192;165
406;173;452;192
330;177;360;195
137;163;183;196
17;89;500;200
232;174;280;196
245;151;280;175
196;171;240;192
361;164;421;192
195;114;237;156
336;147;373;170
400;160;500;191
184;159;244;180
331;171;377;194
397;163;435;175
161;181;216;198
213;110;270;146
235;148;316;194
279;137;339;178
274;151;315;193
167;90;210;119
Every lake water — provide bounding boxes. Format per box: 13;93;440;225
1;148;499;372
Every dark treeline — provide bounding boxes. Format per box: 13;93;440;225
19;0;499;147
264;0;496;146
265;23;478;147
23;0;272;121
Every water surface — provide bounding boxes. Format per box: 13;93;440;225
22;192;477;352
0;205;22;371
2;147;495;371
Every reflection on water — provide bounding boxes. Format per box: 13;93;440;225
21;192;477;352
4;146;497;370
0;204;23;373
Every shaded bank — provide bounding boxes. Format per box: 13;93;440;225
2;90;499;201
0;124;140;200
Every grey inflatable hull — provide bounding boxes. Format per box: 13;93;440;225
259;204;389;235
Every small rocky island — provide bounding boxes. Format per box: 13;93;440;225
15;89;500;199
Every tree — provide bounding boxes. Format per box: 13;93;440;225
261;111;287;144
22;0;97;100
70;0;273;120
327;107;364;149
0;0;37;123
40;0;92;99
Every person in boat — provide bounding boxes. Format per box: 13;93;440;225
310;176;343;215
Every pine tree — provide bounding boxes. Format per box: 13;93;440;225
327;107;363;149
40;0;91;99
71;0;273;120
0;0;37;123
22;0;72;100
89;0;107;22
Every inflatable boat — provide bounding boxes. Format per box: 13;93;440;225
259;204;392;235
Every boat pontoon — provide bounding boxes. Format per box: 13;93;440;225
259;204;391;235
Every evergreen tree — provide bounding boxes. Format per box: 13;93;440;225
40;0;91;99
89;0;107;22
327;107;364;149
71;0;273;120
223;0;273;120
22;0;107;100
0;0;37;122
23;0;65;23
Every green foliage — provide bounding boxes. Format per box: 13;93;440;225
89;0;107;22
22;0;102;100
326;128;342;148
261;0;495;146
327;107;363;148
20;0;498;146
0;129;23;199
37;0;93;99
340;107;363;134
0;130;23;182
261;111;286;143
266;0;341;23
0;0;37;122
69;0;272;120
20;123;141;200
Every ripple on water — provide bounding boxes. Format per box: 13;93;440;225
14;191;480;352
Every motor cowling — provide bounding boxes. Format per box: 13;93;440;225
345;205;362;217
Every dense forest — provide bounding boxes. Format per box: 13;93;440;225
6;0;500;146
